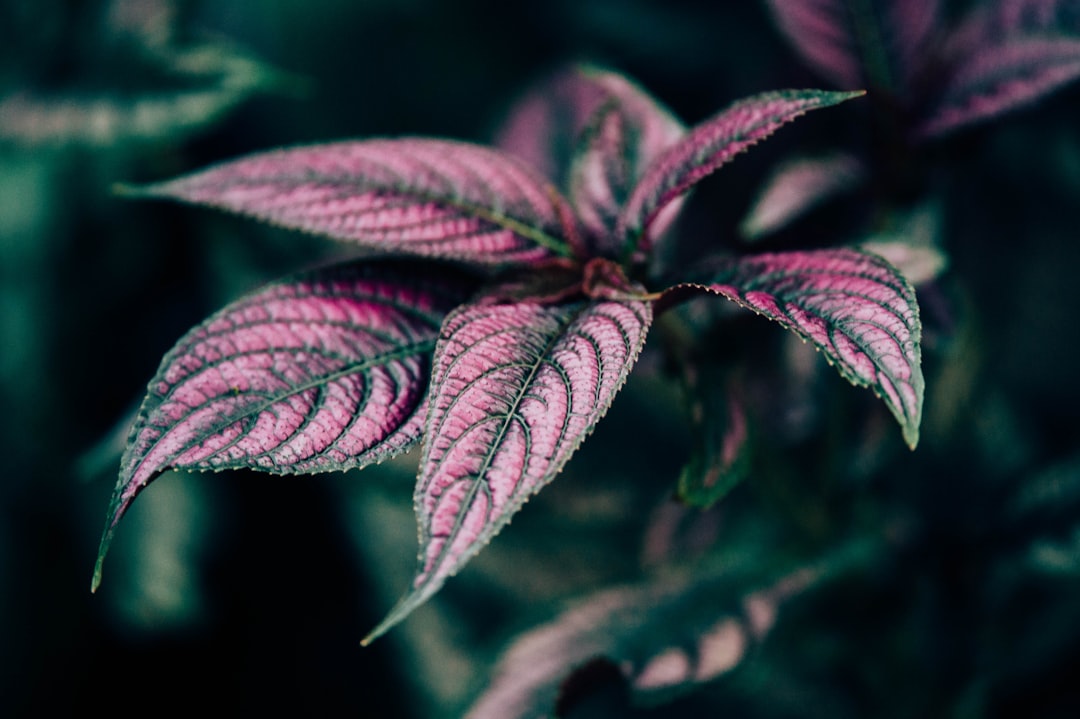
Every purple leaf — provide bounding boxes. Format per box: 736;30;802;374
93;261;474;590
363;298;652;643
916;36;1080;138
566;69;686;253
618;90;864;258
123;138;580;266
765;0;941;92
739;153;865;239
676;248;923;448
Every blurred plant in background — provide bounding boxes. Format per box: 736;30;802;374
3;0;1080;717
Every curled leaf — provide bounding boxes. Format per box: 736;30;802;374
672;248;923;449
93;261;475;590
363;298;652;643
618;89;864;256
124;138;579;265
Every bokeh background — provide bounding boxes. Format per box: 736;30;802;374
2;0;1079;716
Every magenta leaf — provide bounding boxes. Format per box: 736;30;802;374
916;36;1080;138
679;248;923;449
93;261;475;590
618;90;864;258
123;138;579;265
765;0;941;92
739;153;865;240
362;298;652;643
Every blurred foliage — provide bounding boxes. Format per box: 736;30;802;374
2;0;1079;716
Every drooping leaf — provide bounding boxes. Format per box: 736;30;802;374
363;298;652;643
676;366;752;510
93;261;475;590
123;138;580;265
566;69;686;253
618;89;864;257
916;36;1080;138
765;0;941;92
671;248;923;448
739;153;865;240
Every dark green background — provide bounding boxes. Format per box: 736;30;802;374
2;1;1079;716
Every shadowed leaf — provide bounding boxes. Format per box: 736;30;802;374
765;0;941;92
93;261;475;590
465;565;822;718
917;36;1080;138
363;298;652;643
671;248;923;448
618;90;864;257
0;42;290;149
677;367;752;509
566;69;686;254
740;153;865;240
124;138;579;265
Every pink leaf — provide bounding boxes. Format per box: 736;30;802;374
363;298;652;643
566;69;686;252
124;138;579;265
493;66;686;254
618;90;864;257
739;153;865;239
93;261;474;590
917;36;1080;138
765;0;941;92
678;248;923;449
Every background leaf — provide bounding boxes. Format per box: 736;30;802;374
917;36;1080;138
765;0;941;93
617;89;864;257
683;248;923;449
739;153;865;240
94;261;474;589
364;297;652;643
128;138;579;265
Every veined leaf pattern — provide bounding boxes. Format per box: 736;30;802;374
618;90;864;254
363;298;652;643
685;248;923;449
127;138;578;265
93;262;474;589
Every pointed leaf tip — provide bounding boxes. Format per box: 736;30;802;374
96;262;475;588
619;89;864;252
367;298;653;640
693;248;923;449
135;138;578;265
